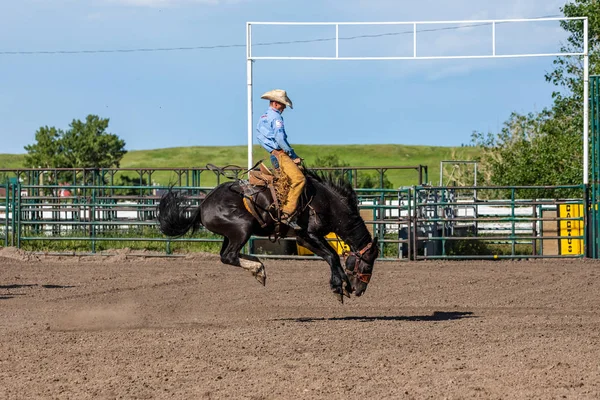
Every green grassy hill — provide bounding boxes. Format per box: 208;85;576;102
0;144;480;188
0;154;26;169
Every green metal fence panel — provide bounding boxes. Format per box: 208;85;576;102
1;170;591;260
412;185;586;260
1;182;8;246
10;181;17;247
13;184;219;254
0;165;427;257
355;187;412;261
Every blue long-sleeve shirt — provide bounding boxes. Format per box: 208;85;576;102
256;107;299;159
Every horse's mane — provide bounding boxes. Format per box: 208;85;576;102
305;169;359;213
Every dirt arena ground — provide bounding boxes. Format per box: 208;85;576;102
1;248;600;399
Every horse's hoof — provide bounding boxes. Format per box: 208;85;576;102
342;281;352;297
334;292;344;304
253;267;267;286
255;273;266;286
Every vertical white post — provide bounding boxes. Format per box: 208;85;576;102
492;22;496;56
584;18;589;185
247;23;254;171
335;24;339;58
413;23;417;58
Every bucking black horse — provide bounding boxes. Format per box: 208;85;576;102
157;170;379;302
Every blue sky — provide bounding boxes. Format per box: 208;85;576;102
0;0;573;155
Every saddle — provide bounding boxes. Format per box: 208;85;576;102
241;163;292;228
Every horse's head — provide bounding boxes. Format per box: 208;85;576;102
345;237;379;297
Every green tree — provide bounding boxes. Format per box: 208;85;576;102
24;115;127;170
545;0;600;99
24;126;65;168
61;115;127;168
472;111;581;198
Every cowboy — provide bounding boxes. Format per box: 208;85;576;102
256;89;305;230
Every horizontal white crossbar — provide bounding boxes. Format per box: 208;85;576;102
248;17;584;26
247;17;586;60
250;52;584;61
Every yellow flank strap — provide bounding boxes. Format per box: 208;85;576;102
242;197;253;215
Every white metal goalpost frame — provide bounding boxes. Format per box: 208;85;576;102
246;17;589;183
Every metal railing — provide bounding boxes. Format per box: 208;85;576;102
1;182;9;246
7;183;213;254
410;185;586;260
0;180;589;260
0;165;429;190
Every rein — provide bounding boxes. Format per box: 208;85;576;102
344;242;373;284
206;161;264;181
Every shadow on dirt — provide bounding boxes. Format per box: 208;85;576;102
0;284;75;290
40;284;75;289
0;284;38;290
1;284;76;299
277;311;475;323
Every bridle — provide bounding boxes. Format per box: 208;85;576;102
344;242;373;284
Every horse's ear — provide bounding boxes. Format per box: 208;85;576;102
372;237;378;246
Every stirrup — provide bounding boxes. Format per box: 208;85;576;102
286;220;301;231
281;214;302;231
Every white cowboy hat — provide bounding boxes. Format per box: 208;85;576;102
261;89;293;109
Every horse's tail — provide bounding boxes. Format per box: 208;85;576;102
157;190;203;238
